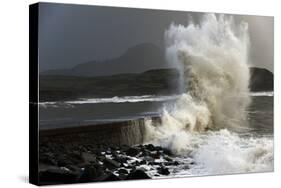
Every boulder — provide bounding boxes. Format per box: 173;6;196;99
81;152;97;164
103;158;120;170
126;169;151;180
145;144;155;151
118;168;129;175
100;172;121;181
157;167;170;175
125;147;139;156
78;164;104;183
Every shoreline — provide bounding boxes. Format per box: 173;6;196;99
39;116;183;185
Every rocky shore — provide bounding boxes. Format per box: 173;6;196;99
39;142;181;185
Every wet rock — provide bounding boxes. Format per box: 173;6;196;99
150;151;161;159
139;160;147;165
39;152;57;166
39;168;78;184
164;161;179;166
118;168;128;175
126;169;151;180
157;167;170;175
82;152;97;164
163;156;173;162
65;165;81;173
99;172;121;181
145;144;155;151
68;151;83;164
154;146;163;151
103;158;120;170
162;148;173;156
148;161;162;166
56;155;72;166
113;156;128;164
78;164;104;183
125;147;139;156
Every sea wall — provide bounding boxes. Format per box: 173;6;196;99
39;117;161;147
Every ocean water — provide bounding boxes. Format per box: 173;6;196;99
144;93;273;177
39;92;273;176
39;95;172;129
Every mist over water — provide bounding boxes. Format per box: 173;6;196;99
144;14;273;175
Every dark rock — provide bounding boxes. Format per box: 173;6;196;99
125;147;139;156
143;156;154;163
118;168;128;175
65;165;81;173
39;152;57;166
136;167;147;172
139;149;151;157
162;148;173;156
103;158;120;170
139;160;147;165
164;161;179;166
150;151;161;159
126;169;151;180
39;168;78;184
145;144;155;151
68;151;83;164
78;164;104;183
148;161;162;166
131;161;140;166
56;155;72;166
99;172;121;181
157;167;170;175
81;152;97;164
113;156;128;164
163;156;173;162
154;146;163;151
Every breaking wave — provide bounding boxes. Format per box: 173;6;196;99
144;14;273;175
39;95;178;108
250;91;274;97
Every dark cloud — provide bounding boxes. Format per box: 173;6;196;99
38;3;273;72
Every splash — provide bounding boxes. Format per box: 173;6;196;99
146;13;251;138
144;13;273;174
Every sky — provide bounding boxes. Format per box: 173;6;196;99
38;2;274;72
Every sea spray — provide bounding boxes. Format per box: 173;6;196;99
144;14;273;174
169;13;251;130
145;14;251;143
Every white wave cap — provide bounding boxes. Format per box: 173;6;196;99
144;13;273;174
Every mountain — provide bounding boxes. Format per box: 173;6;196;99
249;67;273;91
41;43;170;76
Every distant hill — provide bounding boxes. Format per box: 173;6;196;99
39;66;273;102
41;43;170;76
39;69;180;102
249;67;273;92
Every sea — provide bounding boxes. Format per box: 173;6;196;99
39;91;273;177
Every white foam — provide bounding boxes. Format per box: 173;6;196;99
145;13;273;175
39;95;178;107
250;91;274;97
146;129;273;175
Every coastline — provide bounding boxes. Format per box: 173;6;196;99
39;116;181;185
